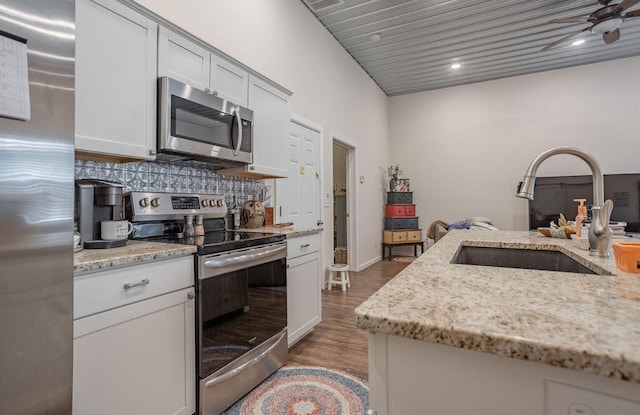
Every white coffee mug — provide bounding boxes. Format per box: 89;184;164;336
101;220;133;241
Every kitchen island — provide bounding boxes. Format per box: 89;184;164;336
355;231;640;414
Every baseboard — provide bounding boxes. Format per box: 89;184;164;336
358;255;382;271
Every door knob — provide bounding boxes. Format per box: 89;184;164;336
317;220;324;226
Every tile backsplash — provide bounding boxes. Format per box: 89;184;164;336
75;159;266;207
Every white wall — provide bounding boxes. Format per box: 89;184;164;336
134;0;389;269
389;56;640;232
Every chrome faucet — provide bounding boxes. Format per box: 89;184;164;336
516;146;613;258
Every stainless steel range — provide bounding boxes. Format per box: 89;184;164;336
125;191;288;415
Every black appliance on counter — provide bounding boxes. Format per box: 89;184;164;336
75;179;125;247
125;191;288;415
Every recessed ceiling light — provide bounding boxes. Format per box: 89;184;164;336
371;33;382;42
451;63;462;69
571;39;586;46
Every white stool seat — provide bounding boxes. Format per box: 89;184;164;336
328;263;350;291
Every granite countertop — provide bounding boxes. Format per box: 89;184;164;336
355;230;640;382
74;241;197;274
237;225;323;238
74;226;322;274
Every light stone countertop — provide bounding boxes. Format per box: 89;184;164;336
236;226;323;238
355;230;640;382
73;226;322;274
74;241;197;274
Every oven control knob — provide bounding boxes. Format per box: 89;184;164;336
139;197;150;208
201;199;209;207
216;199;223;207
151;197;160;207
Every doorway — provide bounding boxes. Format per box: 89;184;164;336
332;139;356;268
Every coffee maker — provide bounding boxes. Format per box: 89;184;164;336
75;179;125;247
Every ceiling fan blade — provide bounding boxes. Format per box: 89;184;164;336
612;0;640;13
624;9;640;17
541;27;590;51
549;16;589;24
603;28;621;44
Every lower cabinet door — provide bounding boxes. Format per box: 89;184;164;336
287;251;321;347
73;288;195;415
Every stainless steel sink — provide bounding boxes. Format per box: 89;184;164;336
451;246;610;275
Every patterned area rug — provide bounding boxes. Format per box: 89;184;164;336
223;366;368;415
391;256;417;263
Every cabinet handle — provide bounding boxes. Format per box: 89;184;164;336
300;243;310;248
187;292;195;300
232;108;243;156
123;279;149;290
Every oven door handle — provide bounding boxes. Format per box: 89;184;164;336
204;330;287;389
203;244;286;269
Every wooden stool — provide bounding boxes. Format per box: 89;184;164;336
327;263;350;291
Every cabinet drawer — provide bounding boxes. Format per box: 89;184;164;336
385;204;416;217
383;230;422;244
287;233;321;259
74;255;195;319
407;230;422;241
383;230;407;243
387;192;413;204
384;217;419;230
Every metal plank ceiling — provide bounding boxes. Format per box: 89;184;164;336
301;0;640;96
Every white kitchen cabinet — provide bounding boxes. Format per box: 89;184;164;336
210;54;249;107
368;333;640;415
220;75;291;178
157;27;249;107
73;256;195;415
75;0;157;160
157;26;210;91
287;233;322;347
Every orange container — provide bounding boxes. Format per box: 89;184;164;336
612;242;640;273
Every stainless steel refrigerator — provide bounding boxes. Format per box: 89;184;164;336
0;1;75;414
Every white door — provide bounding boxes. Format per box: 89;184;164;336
277;119;321;229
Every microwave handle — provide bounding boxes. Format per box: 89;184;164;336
233;109;243;156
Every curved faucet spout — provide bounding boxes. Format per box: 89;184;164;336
516;146;612;258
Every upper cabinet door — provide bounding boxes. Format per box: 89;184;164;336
246;75;290;178
75;0;157;160
157;27;210;91
210;55;249;107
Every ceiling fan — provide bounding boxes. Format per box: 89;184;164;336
542;0;640;51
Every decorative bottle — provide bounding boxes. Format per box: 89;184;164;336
194;214;205;236
230;196;241;230
574;199;587;237
183;214;195;238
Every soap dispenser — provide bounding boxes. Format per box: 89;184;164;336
574;199;587;237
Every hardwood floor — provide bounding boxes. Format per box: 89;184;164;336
287;258;411;380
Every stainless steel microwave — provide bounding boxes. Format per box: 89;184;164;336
157;76;253;167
